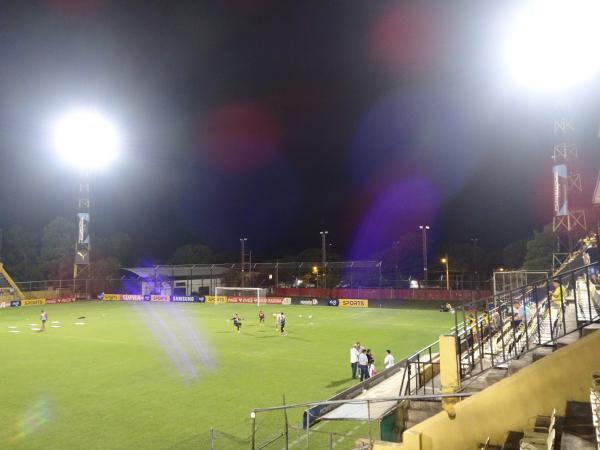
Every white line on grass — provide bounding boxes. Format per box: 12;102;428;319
333;422;363;448
8;330;20;333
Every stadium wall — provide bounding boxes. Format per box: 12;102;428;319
398;329;600;450
274;288;491;302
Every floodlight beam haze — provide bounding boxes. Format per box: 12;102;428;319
50;107;122;170
502;0;600;93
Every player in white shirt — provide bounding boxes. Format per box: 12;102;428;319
383;349;395;369
350;344;360;379
40;310;48;331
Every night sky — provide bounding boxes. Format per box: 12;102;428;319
0;0;599;261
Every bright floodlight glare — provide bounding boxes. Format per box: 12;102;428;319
51;108;121;170
502;0;600;92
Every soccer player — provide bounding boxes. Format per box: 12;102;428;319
40;310;48;331
279;312;286;335
258;310;265;324
231;313;242;333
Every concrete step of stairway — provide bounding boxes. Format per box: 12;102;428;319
561;432;596;449
532;346;554;361
562;401;596;448
556;334;579;348
583;323;600;336
408;400;442;413
406;407;438;424
501;430;523;450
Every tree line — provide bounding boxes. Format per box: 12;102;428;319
0;216;555;282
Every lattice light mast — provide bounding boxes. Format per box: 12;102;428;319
552;103;586;270
50;107;121;280
501;0;600;270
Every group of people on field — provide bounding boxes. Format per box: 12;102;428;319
350;342;395;382
230;310;286;335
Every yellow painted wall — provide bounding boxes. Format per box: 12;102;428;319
403;330;600;449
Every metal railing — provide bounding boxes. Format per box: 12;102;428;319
454;260;600;379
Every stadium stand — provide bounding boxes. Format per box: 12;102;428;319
299;241;600;449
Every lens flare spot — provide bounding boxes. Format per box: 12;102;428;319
201;102;282;173
11;399;51;443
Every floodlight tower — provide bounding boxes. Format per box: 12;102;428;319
502;0;600;269
51;107;121;281
551;103;586;269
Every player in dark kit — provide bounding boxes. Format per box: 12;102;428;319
258;310;265;324
279;312;286;336
231;313;242;333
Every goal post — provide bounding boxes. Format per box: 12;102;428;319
214;287;267;306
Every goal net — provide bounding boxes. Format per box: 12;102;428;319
214;287;267;306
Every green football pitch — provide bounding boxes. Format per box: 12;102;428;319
1;301;454;449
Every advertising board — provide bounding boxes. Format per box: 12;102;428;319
227;296;257;304
205;296;228;304
102;294;122;301
122;294;144;301
21;298;46;307
150;295;170;302
339;299;369;308
171;296;198;303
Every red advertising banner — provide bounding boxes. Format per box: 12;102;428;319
46;297;76;304
266;297;284;304
150;295;170;302
228;296;257;304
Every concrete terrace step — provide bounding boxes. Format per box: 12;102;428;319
408;400;442;413
583;323;600;336
406;408;438;424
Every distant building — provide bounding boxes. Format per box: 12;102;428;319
121;265;233;296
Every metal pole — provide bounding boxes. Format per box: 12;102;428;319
367;399;373;447
241;238;247;288
320;231;328;289
209;428;214;450
249;250;252;287
419;226;429;281
283;394;289;450
251;411;256;450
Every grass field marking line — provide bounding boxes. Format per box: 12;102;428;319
332;422;362;448
51;321;61;324
8;330;20;333
28;323;37;326
283;419;327;449
74;322;86;325
8;326;17;329
50;325;62;328
30;328;41;331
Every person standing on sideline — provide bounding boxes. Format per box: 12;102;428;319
279;312;286;335
40;310;48;331
350;344;360;379
358;349;369;381
368;359;377;378
384;350;395;369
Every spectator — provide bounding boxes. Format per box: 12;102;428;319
383;350;395;369
368;359;377;378
551;281;566;309
512;302;523;327
350;343;360;379
366;349;374;365
358;349;369;381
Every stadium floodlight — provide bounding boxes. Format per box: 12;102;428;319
51;107;121;170
501;0;600;93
